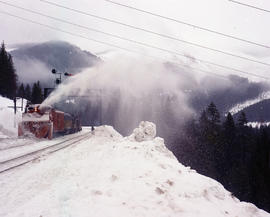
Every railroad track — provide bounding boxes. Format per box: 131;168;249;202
0;132;92;174
0;140;35;151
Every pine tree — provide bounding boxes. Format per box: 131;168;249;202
222;112;236;183
0;42;8;96
24;84;32;101
206;102;222;179
7;53;17;97
224;112;235;137
237;111;248;127
17;83;25;98
31;81;43;104
0;41;17;99
207;102;221;124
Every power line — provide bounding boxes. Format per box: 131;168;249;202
0;10;229;81
103;0;270;49
228;0;270;13
2;1;269;67
0;10;268;80
0;6;265;80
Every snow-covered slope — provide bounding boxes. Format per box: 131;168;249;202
0;123;269;217
247;122;270;129
229;91;270;115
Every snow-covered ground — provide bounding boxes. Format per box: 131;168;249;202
0;122;269;217
0;129;89;162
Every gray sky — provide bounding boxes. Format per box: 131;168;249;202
1;0;270;81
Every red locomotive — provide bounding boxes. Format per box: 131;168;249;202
18;104;81;139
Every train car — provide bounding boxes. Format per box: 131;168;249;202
18;104;81;139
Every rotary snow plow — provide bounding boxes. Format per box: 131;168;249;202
18;104;81;139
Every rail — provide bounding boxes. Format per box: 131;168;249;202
0;132;92;174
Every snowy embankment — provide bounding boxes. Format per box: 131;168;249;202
0;96;31;150
0;96;26;138
0;122;269;217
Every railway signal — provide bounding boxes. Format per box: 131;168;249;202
45;69;74;98
52;69;73;85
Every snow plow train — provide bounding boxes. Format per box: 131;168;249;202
18;104;81;139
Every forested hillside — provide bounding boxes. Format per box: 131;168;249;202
172;102;270;212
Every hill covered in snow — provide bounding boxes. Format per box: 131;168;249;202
10;41;100;85
233;98;270;123
0;122;269;217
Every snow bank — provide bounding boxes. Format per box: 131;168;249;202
128;121;156;142
93;125;123;140
0;96;26;138
0;124;269;217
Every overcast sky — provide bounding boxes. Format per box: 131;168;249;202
1;0;270;81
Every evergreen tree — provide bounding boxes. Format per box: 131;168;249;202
204;102;221;146
223;113;236;155
222;112;236;180
223;112;235;141
17;83;25;98
0;41;17;99
0;42;8;97
7;53;17;97
237;111;248;127
173;102;270;212
207;102;221;124
250;129;270;206
224;113;235;130
198;107;219;178
24;84;31;101
31;81;43;104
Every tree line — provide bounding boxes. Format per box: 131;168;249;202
0;42;44;104
17;82;44;104
172;102;270;212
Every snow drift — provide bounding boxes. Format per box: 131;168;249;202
128;121;156;142
0;122;269;217
0;96;26;138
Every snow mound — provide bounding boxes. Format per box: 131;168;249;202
0;96;27;138
0;125;269;217
93;125;123;141
129;121;156;142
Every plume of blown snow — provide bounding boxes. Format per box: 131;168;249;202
41;56;195;134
